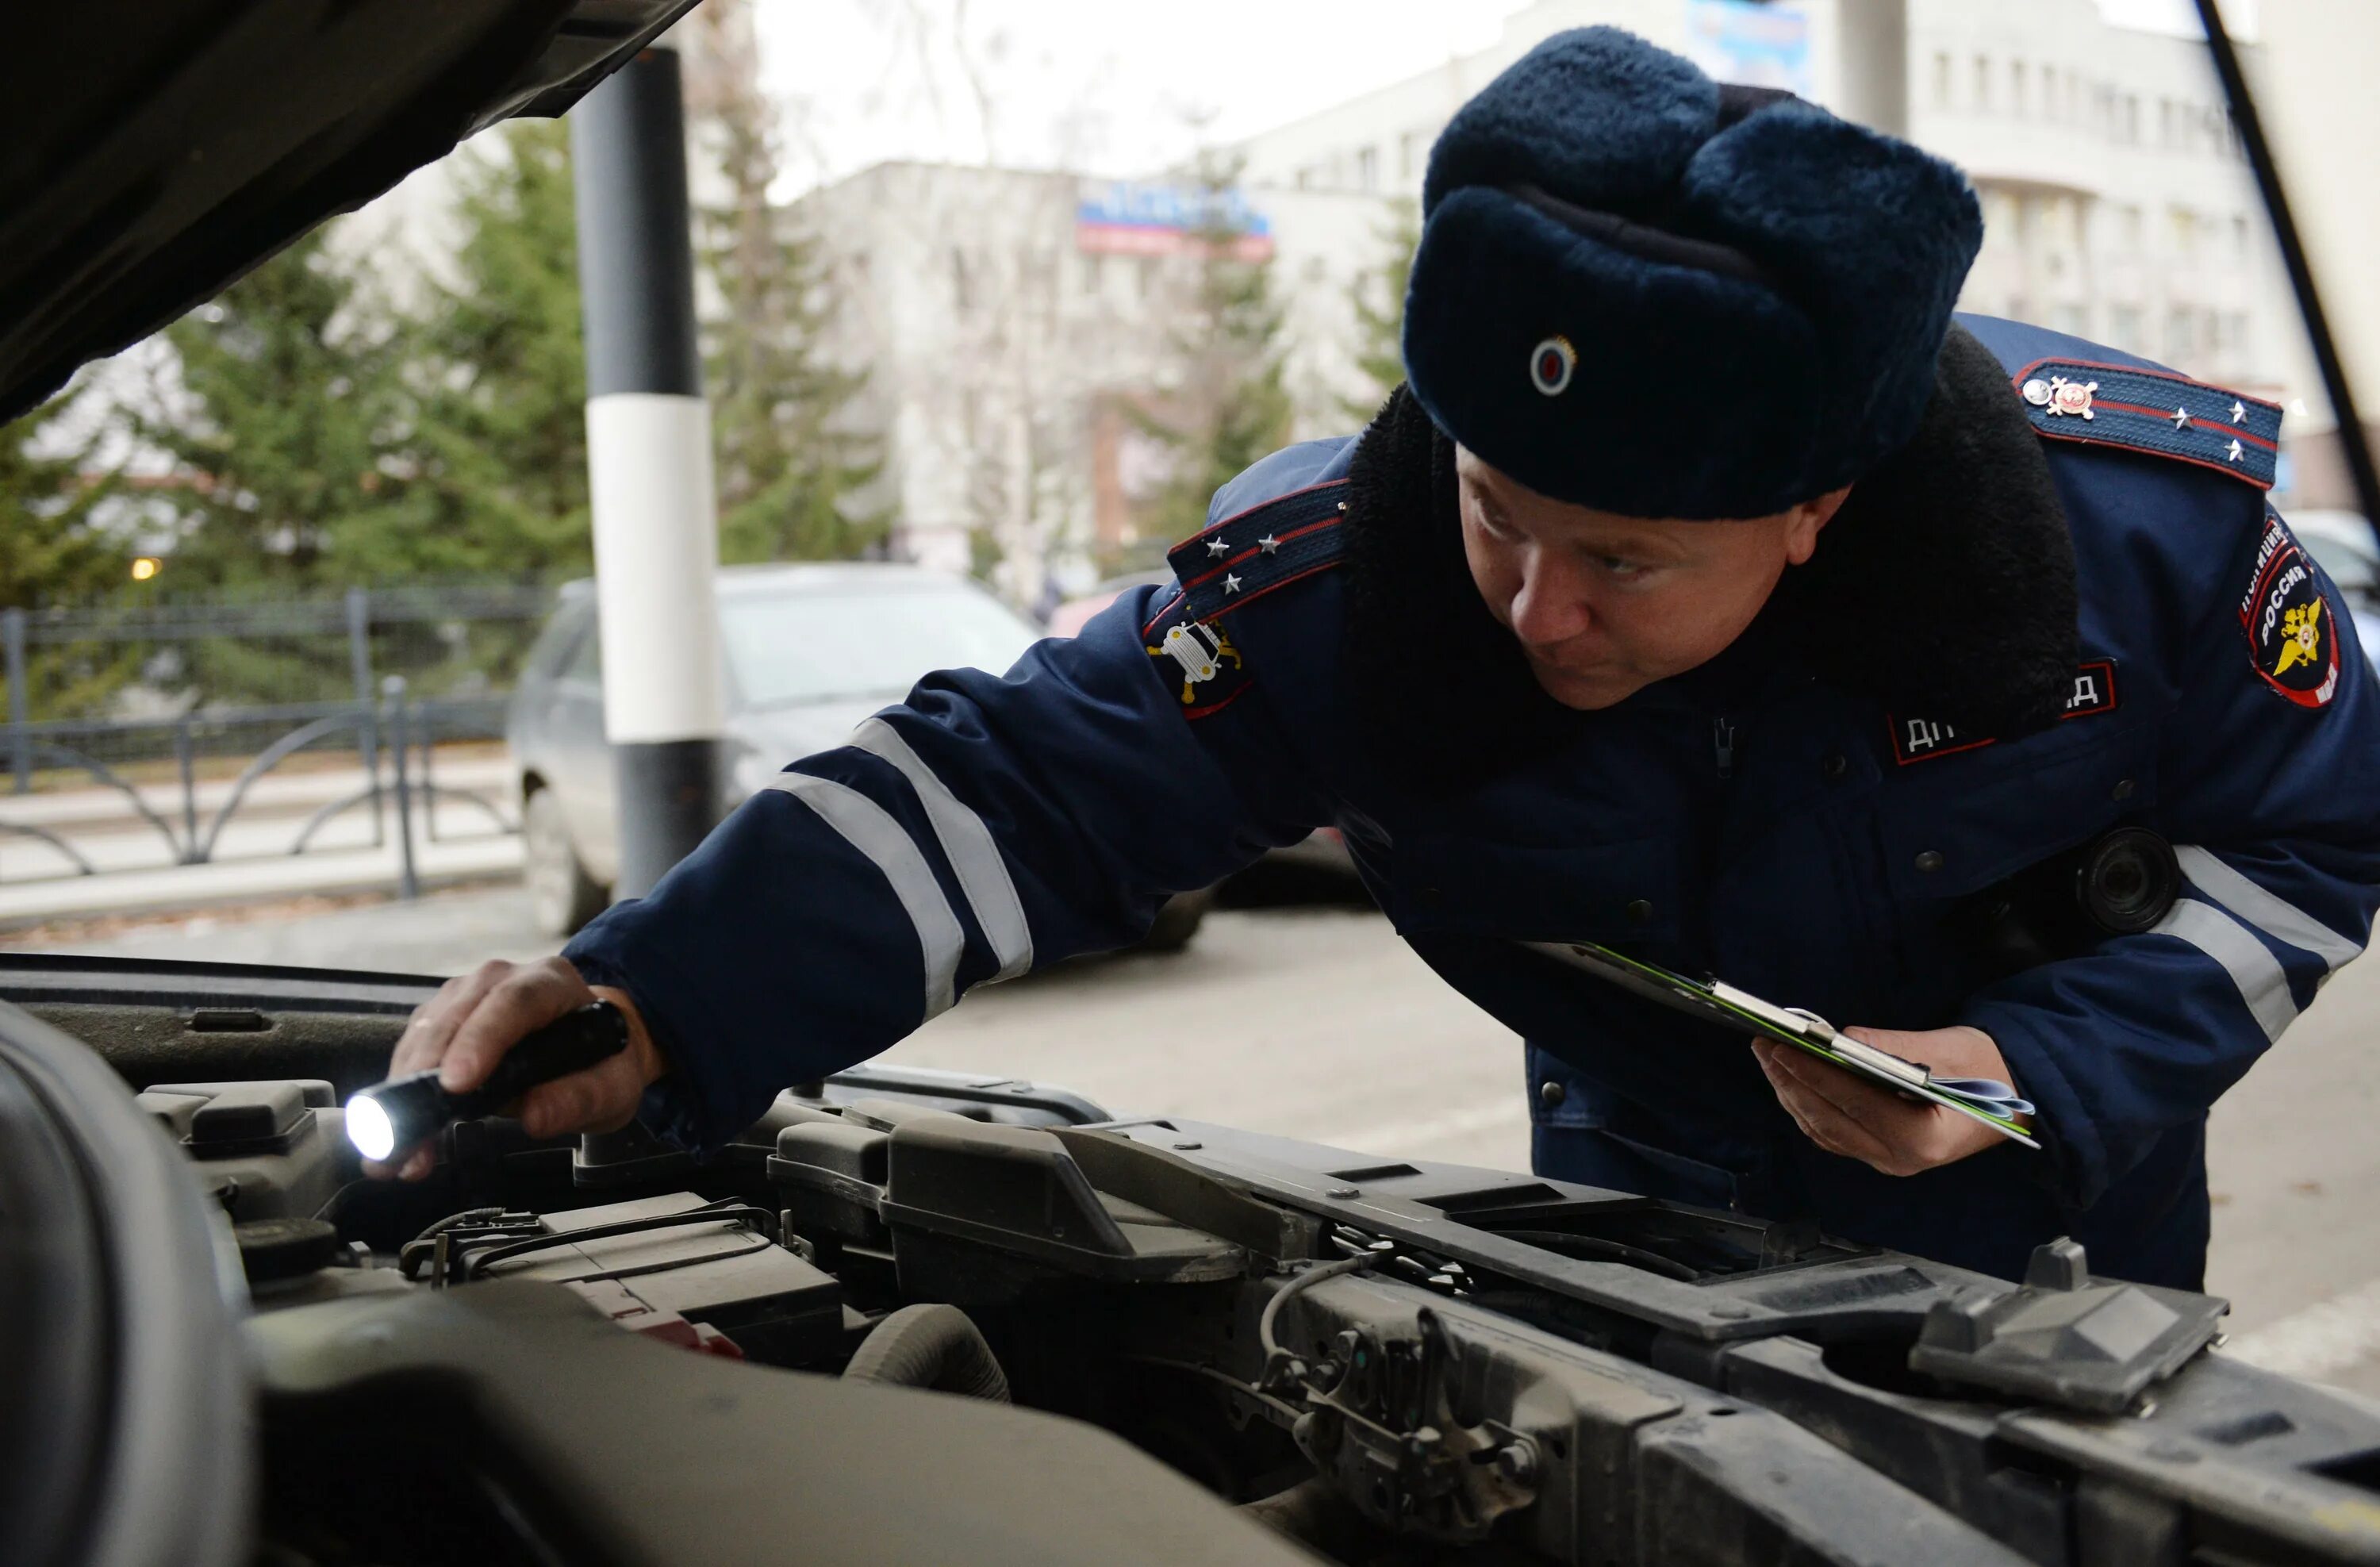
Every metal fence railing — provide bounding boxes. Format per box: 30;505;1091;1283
4;582;554;789
0;686;514;889
1;583;555;898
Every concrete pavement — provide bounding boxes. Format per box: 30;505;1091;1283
13;885;2377;1395
0;755;518;926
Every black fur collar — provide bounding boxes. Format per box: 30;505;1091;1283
1340;324;2079;795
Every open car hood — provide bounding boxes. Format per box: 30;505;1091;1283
0;0;700;426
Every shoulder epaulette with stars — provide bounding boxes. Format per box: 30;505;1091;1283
2010;356;2282;490
1159;477;1349;624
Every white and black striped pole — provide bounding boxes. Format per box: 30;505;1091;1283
570;48;724;901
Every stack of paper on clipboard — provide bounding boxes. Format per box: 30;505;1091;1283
1519;939;2040;1150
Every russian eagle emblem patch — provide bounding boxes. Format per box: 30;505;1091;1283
2240;513;2340;709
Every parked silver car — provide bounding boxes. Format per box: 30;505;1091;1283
508;563;1043;935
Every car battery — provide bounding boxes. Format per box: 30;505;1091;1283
482;1192;844;1367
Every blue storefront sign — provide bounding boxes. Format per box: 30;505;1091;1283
1075;181;1275;259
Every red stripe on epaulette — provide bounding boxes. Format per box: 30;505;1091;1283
1200;560;1342;620
2007;355;2282;413
1173;477;1352;547
2089;399;2279;450
2027;423;2274;489
1175;517;1342;594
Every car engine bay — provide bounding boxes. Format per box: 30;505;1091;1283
8;957;2380;1567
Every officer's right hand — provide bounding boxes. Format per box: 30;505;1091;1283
363;956;670;1181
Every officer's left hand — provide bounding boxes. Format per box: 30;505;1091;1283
1752;1025;2024;1177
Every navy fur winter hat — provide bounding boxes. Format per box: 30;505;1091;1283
1402;27;1983;520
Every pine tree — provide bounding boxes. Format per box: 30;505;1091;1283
1130;153;1296;563
390;119;593;582
0;392;124;611
700;44;889;565
132;228;406;592
0;388;132;722
1342;199;1421;423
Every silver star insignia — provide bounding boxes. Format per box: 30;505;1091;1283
1205;536;1230;558
1257;534;1280;555
1223;572;1243;594
2226;438;2244;463
2173;405;2190;429
2231;400;2248;423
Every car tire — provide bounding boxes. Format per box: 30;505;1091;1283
1140;888;1215;954
524;785;606;937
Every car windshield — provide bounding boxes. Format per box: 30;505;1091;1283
719;582;1042;709
2295;527;2378;597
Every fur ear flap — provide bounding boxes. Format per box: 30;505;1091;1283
1340;389;1585;794
1775;324;2079;735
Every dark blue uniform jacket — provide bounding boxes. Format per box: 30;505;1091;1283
569;318;2380;1289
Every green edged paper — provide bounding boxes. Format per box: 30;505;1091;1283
1519;940;2041;1150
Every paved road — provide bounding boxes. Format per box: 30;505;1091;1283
17;885;2378;1396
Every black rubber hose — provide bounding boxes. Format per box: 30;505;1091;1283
841;1304;1012;1403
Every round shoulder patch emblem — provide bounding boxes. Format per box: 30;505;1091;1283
2238;515;2340;709
1529;336;1576;397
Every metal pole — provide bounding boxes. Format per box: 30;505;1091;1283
383;675;419;901
175;719;200;863
346;586;383;844
420;704;438;844
1834;0;1910;137
571;48;724;901
2192;0;2380;549
4;607;28;794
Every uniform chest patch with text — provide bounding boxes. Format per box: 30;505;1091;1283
1889;660;2119;765
1143;595;1252;719
2239;514;2340;709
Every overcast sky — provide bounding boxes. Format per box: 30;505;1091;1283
752;0;2251;196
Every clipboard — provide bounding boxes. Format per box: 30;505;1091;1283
1519;939;2041;1150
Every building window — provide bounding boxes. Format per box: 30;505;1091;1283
1974;54;1991;111
2159;98;2175;148
2122;94;2140;144
2052;302;2090;338
1356;144;1379;191
1081;253;1103;297
1399;129;1422;180
1136;255;1158;301
1983;187;2021;244
2227;311;2251;362
2232;214;2251;260
1294;167;1312;190
2168;205;2198;255
2120;204;2144;252
2011;60;2028;114
950;247;972;311
2166;307;2195;361
2110;305;2144;351
1933;51;1952;108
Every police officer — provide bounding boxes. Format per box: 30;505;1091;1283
371;29;2380;1290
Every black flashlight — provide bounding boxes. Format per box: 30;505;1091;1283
345;999;630;1163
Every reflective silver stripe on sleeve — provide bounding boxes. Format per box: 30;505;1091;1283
2152;897;2297;1043
850;716;1035;982
765;772;963;1019
2175;845;2365;972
